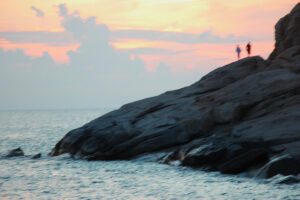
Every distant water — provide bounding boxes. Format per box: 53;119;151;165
0;109;299;200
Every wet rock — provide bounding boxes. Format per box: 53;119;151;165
6;147;24;157
220;148;269;174
268;175;300;185
256;155;300;178
31;153;41;159
132;152;168;162
160;149;186;165
181;144;227;169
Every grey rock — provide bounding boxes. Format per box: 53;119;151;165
31;153;41;159
50;56;269;160
181;144;227;168
6;147;24;157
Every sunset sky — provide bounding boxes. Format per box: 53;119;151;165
0;0;298;109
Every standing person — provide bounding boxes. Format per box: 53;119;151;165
246;42;251;56
236;45;241;60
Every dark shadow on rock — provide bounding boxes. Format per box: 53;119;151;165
181;144;227;170
256;154;300;178
220;148;269;174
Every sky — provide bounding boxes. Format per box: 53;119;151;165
0;0;298;110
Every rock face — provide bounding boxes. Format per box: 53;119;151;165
51;3;300;179
268;3;300;61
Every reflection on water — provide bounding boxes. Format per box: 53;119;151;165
0;109;299;200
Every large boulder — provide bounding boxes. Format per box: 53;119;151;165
50;3;300;180
6;147;24;157
181;143;227;169
50;56;269;160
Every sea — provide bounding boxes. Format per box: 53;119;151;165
0;109;299;200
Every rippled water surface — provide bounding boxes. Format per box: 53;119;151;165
0;109;299;200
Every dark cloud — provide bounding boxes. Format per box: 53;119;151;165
31;6;44;18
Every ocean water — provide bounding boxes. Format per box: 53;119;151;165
0;109;299;200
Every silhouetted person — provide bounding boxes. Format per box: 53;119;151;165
246;42;251;56
236;45;241;60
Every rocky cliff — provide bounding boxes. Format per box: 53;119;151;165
51;3;300;179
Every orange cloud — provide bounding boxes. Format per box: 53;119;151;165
1;0;298;34
0;39;79;63
0;0;296;72
111;39;160;49
112;38;273;73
